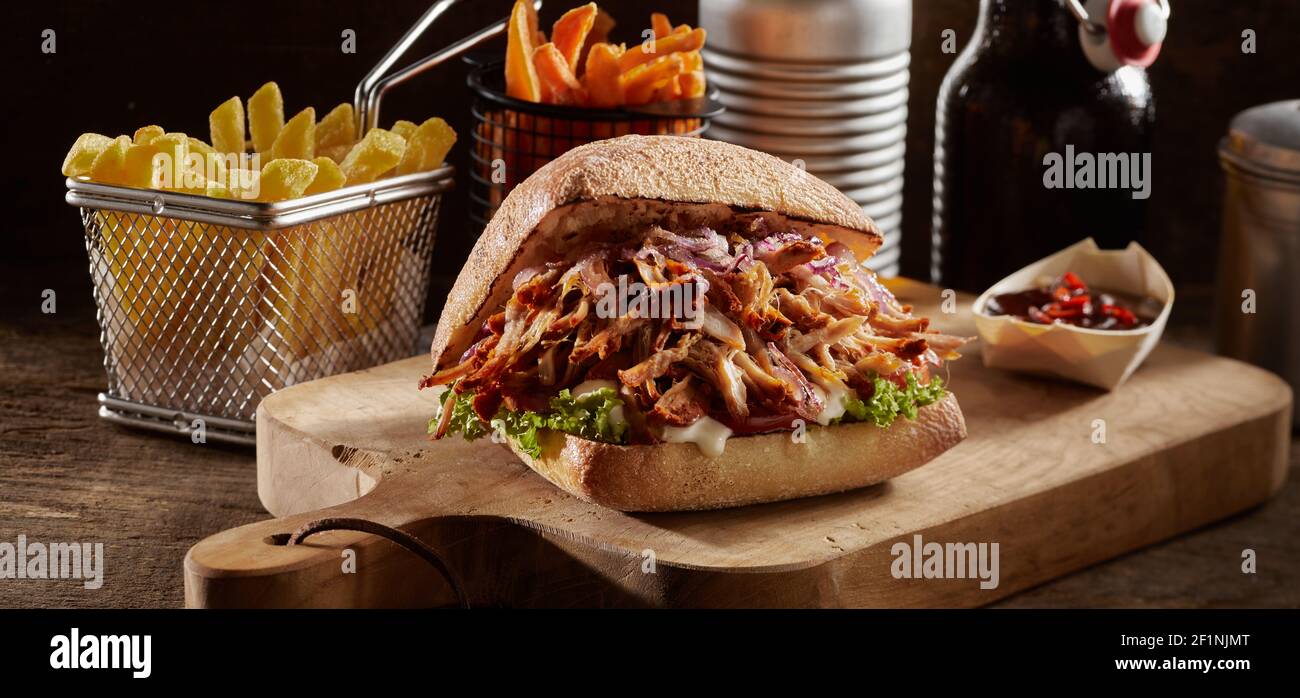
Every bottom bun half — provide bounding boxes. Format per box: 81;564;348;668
504;394;967;512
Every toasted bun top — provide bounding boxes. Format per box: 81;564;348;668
431;135;882;370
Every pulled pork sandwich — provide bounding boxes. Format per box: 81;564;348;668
422;135;967;511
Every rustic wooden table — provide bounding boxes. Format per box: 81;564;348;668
2;264;1296;608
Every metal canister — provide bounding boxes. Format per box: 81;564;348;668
699;0;912;276
1216;99;1300;425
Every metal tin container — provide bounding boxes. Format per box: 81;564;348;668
706;67;910;102
712;104;908;138
712;86;910;121
701;0;912;62
702;46;911;82
700;0;912;276
704;122;908;157
1216;99;1300;426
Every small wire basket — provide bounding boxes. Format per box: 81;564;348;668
467;59;724;230
66;176;449;445
61;0;518;445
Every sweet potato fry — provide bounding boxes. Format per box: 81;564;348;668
623;53;684;106
678;70;707;99
506;0;542;102
579;8;617;68
582;42;623;108
681;49;703;72
534;43;584;105
552;3;597;73
651;12;673;40
651;76;682;103
525;0;540;37
618;27;706;73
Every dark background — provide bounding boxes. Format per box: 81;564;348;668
5;0;1300;323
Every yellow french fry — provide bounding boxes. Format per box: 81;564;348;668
316;103;356;150
248;82;285;153
304;156;346;195
209;97;246;155
390;120;418;142
396;118;457;175
320;143;353;164
61;133;113;177
340;128;406;184
206;167;261;201
271;107;316;161
187;137;215;155
88;136;132;184
122;142;160;189
133;125;164;145
259;158;319;202
152;133;190;190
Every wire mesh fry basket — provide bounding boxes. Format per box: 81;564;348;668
67;178;449;445
61;0;510;446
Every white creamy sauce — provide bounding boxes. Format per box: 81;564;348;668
663;416;733;458
810;384;851;426
571;379;618;399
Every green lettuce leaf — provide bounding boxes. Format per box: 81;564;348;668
429;388;490;440
431;373;943;458
429;386;627;459
544;387;628;444
840;373;947;428
490;409;548;459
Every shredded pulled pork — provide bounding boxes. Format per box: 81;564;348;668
423;223;968;443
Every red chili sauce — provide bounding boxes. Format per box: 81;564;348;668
985;272;1154;330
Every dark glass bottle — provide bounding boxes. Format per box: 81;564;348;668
931;0;1154;291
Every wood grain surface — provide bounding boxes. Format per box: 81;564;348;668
185;282;1293;607
3;266;1298;608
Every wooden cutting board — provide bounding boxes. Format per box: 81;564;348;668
184;281;1292;608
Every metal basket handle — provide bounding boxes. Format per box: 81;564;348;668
355;0;543;133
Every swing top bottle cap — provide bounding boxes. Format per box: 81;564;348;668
1108;0;1167;67
1076;0;1169;72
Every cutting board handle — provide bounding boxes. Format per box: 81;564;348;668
287;516;468;606
184;488;474;608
